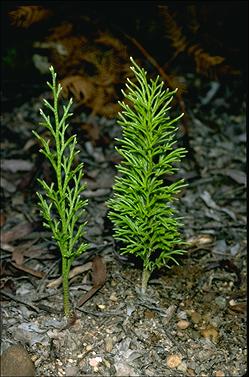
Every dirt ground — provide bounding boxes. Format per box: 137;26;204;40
0;73;247;376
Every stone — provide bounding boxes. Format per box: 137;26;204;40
190;311;202;324
64;365;79;376
0;344;35;376
166;354;182;368
177;320;190;329
200;325;219;342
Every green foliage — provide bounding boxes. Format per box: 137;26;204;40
2;48;17;68
33;66;88;315
107;57;187;292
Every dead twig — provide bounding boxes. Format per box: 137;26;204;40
10;262;45;278
1;290;39;312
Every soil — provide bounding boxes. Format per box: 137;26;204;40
0;74;247;377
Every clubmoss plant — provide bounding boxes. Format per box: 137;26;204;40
33;66;88;316
107;57;187;294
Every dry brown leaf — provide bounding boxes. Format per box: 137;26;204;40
188;45;225;75
0;212;6;227
159;6;188;54
9;5;51;28
95;31;127;53
78;256;106;307
81;123;100;143
187;234;214;247
1;222;34;244
61;75;95;103
10;262;45;278
11;240;42;265
48;22;74;41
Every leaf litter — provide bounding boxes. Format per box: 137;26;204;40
0;75;246;376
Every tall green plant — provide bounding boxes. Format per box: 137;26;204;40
107;57;187;293
33;66;88;316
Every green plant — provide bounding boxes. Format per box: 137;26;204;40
33;66;88;316
107;57;187;293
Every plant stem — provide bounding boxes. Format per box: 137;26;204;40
141;268;151;294
62;257;71;316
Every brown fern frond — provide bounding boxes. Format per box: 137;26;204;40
48;22;73;41
95;32;128;56
61;76;95;103
158;5;188;54
9;5;51;28
216;64;240;77
159;5;226;78
37;23;130;117
188;44;225;76
186;4;200;34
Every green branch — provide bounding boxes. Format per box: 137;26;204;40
107;57;187;293
33;66;88;316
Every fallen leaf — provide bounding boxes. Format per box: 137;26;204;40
0;177;17;193
0;344;35;377
201;190;237;221
0;212;6;227
200;190;219;210
144;310;156;319
10;262;45;278
78;256;107;307
1;222;34;244
187;234;214;247
11;240;39;265
2;159;34;173
224;169;246;185
81;123;100;144
228;303;246;314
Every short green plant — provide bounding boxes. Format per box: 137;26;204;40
33;66;88;316
107;57;187;294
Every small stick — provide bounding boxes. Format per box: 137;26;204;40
1;290;39;313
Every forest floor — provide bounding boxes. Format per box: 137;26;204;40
0;74;247;376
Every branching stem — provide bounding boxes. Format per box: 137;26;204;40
33;66;88;316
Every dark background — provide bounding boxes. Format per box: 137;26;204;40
1;1;248;112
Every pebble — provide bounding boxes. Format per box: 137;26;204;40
177;310;188;320
177;361;187;373
190;311;202;324
214;370;225;377
0;344;35;377
186;368;196;376
177;320;190;329
166;354;182;368
215;296;227;309
97;304;106;310
64;365;79;376
89;356;102;368
110;292;118;301
200;325;219;342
